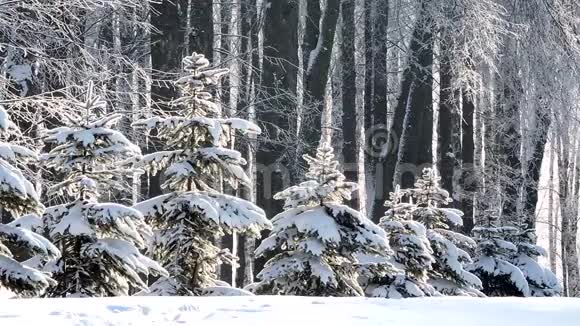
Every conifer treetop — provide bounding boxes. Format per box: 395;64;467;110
275;141;357;209
133;52;261;193
409;168;452;207
42;82;141;198
407;168;465;230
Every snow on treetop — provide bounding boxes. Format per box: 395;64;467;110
43;83;140;168
177;52;229;89
408;168;452;206
183;52;210;71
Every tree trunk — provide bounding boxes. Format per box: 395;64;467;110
190;0;214;59
341;0;357;208
497;51;522;223
242;0;264;286
301;0;340;158
391;0;434;188
437;50;460;200
367;0;389;221
557;134;580;297
256;0;298;226
461;90;476;233
523;104;550;229
547;133;557;272
353;0;367;216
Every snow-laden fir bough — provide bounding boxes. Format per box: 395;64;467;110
251;140;396;296
466;212;530;297
132;53;271;296
40;83;167;297
0;106;60;296
508;222;561;297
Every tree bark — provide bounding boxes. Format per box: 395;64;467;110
547;133;557;272
367;0;389;221
461;90;476;233
437;50;460;200
190;0;214;59
523;104;550;229
341;0;357;208
557;134;580;297
497;51;522;223
391;0;434;189
301;0;340;157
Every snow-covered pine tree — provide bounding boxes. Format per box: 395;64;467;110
0;106;60;296
407;168;484;296
508;223;561;297
467;212;530;296
251;140;395;296
365;185;439;298
40;83;167;297
132;52;271;296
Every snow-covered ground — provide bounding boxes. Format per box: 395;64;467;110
0;296;578;326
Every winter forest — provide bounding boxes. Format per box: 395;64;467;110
0;0;579;304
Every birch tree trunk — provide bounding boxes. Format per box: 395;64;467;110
242;0;265;286
558;132;580;297
547;133;557;272
354;0;366;216
227;0;242;287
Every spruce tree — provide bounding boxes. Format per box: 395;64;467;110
132;53;271;296
509;223;561;297
467;212;530;296
408;168;483;296
252;141;395;296
41;83;167;297
0;106;60;296
366;185;439;298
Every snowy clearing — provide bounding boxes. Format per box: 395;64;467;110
0;296;578;326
